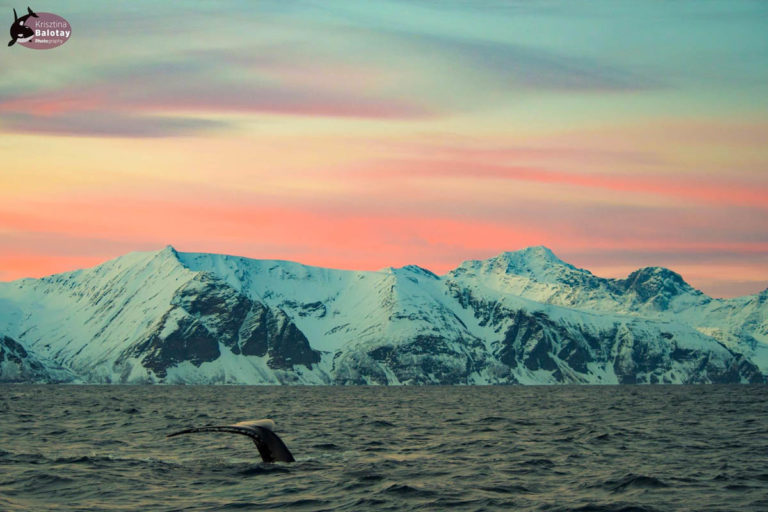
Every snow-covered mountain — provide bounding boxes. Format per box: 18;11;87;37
0;246;764;384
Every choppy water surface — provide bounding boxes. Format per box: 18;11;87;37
1;385;767;511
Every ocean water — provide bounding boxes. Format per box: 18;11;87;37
1;385;766;511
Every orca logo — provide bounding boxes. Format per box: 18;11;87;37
8;6;70;49
8;6;36;46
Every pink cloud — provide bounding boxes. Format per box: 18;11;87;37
346;153;768;209
0;65;434;139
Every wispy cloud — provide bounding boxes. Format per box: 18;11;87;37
0;36;434;137
350;157;768;209
0;111;226;138
388;30;660;93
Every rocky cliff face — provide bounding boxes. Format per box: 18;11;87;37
122;273;320;379
0;246;764;384
0;335;73;383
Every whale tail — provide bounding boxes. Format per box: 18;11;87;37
167;420;295;463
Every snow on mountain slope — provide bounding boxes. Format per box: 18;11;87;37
0;247;196;379
0;334;74;383
176;253;488;384
676;290;768;371
0;245;764;384
0;247;325;383
448;246;703;313
448;246;768;373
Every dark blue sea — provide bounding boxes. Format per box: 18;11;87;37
1;385;767;511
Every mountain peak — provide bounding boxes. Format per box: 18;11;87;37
486;246;576;274
496;245;563;263
625;266;689;286
400;265;439;279
160;244;179;256
450;246;590;285
145;245;182;265
619;266;697;305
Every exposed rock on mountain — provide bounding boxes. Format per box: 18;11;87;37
0;335;73;383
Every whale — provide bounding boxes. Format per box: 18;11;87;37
8;7;38;47
167;419;295;463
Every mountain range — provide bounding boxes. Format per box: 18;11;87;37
1;246;765;384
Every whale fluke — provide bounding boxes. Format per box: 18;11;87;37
167;419;295;463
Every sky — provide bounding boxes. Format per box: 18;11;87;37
0;0;767;297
